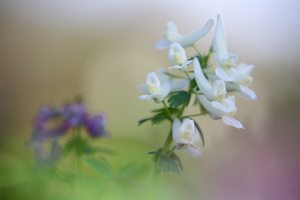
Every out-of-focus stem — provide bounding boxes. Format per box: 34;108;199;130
161;129;173;154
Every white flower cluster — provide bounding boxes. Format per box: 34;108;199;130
139;14;256;157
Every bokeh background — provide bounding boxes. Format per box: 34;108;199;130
1;0;300;199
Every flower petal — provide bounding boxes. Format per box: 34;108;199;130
193;58;214;99
222;116;244;129
169;42;187;66
214;14;228;63
215;66;236;81
211;96;237;114
239;85;257;100
178;19;213;48
172;118;182;142
186;144;201;157
198;95;237;119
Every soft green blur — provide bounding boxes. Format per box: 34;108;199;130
1;1;300;199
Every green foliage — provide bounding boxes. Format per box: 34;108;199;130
84;157;114;179
63;136;114;156
138;107;178;126
63;136;94;156
156;152;183;174
149;150;183;174
117;163;139;177
167;91;191;108
190;79;198;92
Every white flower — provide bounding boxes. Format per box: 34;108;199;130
193;57;243;129
193;57;226;101
156;19;214;50
197;95;243;129
225;64;257;100
213;14;238;68
172;118;201;157
139;70;171;102
168;42;192;70
213;14;257;100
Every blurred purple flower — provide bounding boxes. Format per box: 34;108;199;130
85;114;107;138
33;106;69;141
63;103;88;128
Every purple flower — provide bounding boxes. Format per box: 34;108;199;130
84;114;107;138
63;103;88;128
33;106;69;141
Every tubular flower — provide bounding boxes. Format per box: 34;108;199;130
194;58;226;101
193;58;243;129
156;19;213;49
213;14;238;69
225;64;257;100
213;14;257;100
139;70;171;102
172;118;201;157
168;42;192;70
33;106;69;141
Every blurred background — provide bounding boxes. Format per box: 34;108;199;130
0;0;300;199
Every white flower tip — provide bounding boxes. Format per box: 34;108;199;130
187;145;202;157
222;116;244;129
239;85;258;100
139;95;149;100
216;14;224;28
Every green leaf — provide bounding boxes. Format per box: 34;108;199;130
84;157;114;179
167;91;191;108
118;163;138;177
63;136;94;155
138;107;178;126
156;152;182;174
151;111;171;124
138;117;152;126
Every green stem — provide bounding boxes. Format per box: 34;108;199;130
75;127;82;175
161;128;173;154
162;99;171;117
